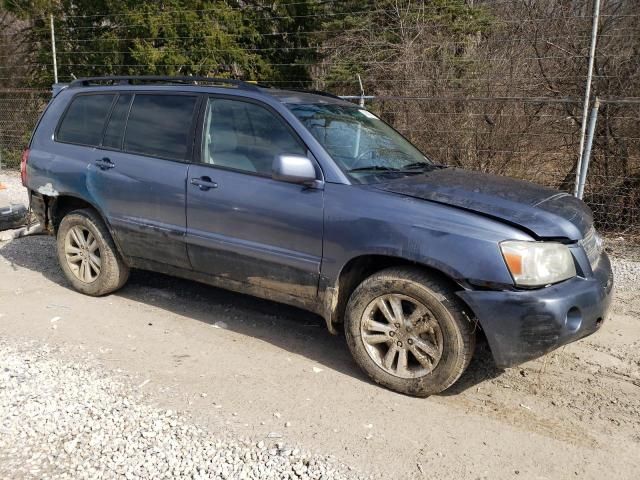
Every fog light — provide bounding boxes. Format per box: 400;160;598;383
565;307;582;332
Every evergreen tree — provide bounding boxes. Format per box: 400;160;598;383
3;0;321;86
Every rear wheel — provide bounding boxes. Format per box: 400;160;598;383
56;209;129;296
344;267;475;396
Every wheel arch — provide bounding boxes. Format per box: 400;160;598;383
322;254;468;334
43;193;127;262
49;194;95;232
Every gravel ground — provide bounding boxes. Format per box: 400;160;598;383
0;340;366;480
606;236;640;293
610;255;640;293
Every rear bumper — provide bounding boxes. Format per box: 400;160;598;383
458;252;614;368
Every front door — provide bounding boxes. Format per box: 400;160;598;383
186;97;324;300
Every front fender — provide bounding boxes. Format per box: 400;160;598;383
322;183;531;289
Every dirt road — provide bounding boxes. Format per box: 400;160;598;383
1;172;639;479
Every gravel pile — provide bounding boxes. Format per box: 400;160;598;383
0;341;365;480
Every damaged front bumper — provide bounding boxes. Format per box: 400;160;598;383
458;252;614;368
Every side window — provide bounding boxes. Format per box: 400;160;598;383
202;98;306;175
102;94;132;149
123;94;197;161
57;94;115;146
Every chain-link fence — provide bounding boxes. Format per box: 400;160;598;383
583;99;640;235
0;89;49;169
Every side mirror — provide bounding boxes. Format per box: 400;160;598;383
272;154;317;185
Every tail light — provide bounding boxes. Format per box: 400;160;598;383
20;148;29;186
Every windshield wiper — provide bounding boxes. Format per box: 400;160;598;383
401;162;447;170
348;165;401;172
348;165;425;175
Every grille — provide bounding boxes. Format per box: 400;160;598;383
579;226;603;268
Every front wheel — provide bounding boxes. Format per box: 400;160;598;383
56;208;129;296
344;267;475;396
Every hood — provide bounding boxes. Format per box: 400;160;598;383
374;168;592;240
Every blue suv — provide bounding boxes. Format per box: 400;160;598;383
21;76;613;396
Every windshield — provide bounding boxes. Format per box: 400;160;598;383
288;103;435;183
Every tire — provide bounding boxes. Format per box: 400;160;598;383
344;267;475;397
56;208;129;296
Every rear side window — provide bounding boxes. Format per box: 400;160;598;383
57;94;115;146
123;94;197;161
102;94;132;149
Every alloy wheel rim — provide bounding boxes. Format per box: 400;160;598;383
64;225;101;283
360;294;444;379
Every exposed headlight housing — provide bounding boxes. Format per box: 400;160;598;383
500;241;576;287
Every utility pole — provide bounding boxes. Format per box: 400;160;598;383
50;14;58;84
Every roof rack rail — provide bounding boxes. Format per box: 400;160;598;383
68;76;261;91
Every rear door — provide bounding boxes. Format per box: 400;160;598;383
83;92;199;268
186;96;324;300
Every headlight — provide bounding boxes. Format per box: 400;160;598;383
500;241;576;287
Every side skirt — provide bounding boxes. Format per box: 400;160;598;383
128;257;325;319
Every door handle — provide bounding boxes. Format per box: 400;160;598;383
190;176;218;191
95;157;115;170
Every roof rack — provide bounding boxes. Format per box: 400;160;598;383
68;76;261;91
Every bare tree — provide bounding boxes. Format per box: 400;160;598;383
316;0;639;232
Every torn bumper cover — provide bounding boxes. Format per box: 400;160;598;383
458;252;614;368
0;203;28;231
